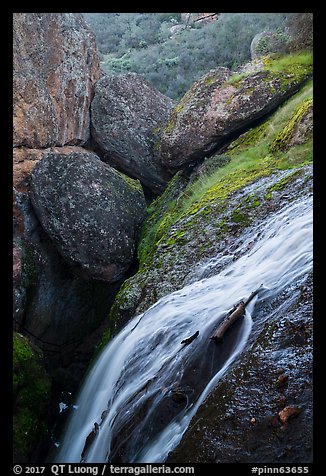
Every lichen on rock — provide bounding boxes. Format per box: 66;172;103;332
13;13;100;149
90;72;174;194
158;52;312;171
30;149;146;282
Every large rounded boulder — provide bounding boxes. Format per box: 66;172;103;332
158;57;312;170
250;31;289;60
13;13;100;148
30;150;146;282
91;73;174;195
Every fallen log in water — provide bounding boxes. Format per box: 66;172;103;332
210;284;264;343
181;330;199;345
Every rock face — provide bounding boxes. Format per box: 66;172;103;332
13;13;100;148
158;57;312;170
30;150;146;282
91;73;174;194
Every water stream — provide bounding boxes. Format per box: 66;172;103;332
56;194;313;463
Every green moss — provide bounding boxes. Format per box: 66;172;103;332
120;173;143;193
263;50;313;75
264;169;306;200
270;98;313;152
13;333;51;461
137;172;188;267
204;75;217;85
163;101;186;134
226;72;249;87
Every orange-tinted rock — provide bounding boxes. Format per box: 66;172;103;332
13;13;100;148
278;405;302;424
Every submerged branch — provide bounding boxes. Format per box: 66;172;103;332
210;284;264;343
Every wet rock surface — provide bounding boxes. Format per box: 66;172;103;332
91;73;174;194
13;13;100;148
168;274;312;463
158;61;312;170
30;149;146;282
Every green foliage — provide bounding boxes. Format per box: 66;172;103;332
287;13;313;51
13;333;51;461
255;28;291;56
83;13;293;99
102;53;132;74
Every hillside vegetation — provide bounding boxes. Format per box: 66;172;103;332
83;13;295;99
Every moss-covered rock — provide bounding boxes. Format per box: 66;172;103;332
13;333;51;462
270;98;313;152
250;30;290;60
158;51;312;170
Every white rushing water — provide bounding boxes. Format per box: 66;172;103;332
56;195;313;463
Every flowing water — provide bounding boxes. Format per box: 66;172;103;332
56;194;313;463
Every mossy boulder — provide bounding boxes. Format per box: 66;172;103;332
13;332;51;462
158;52;312;170
91;73;174;194
30;149;146;282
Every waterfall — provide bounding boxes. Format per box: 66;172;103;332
56;194;313;463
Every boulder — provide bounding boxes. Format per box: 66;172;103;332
13;13;100;148
170;24;185;36
30;150;146;282
251;31;289;60
158;58;312;170
91;73;174;194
